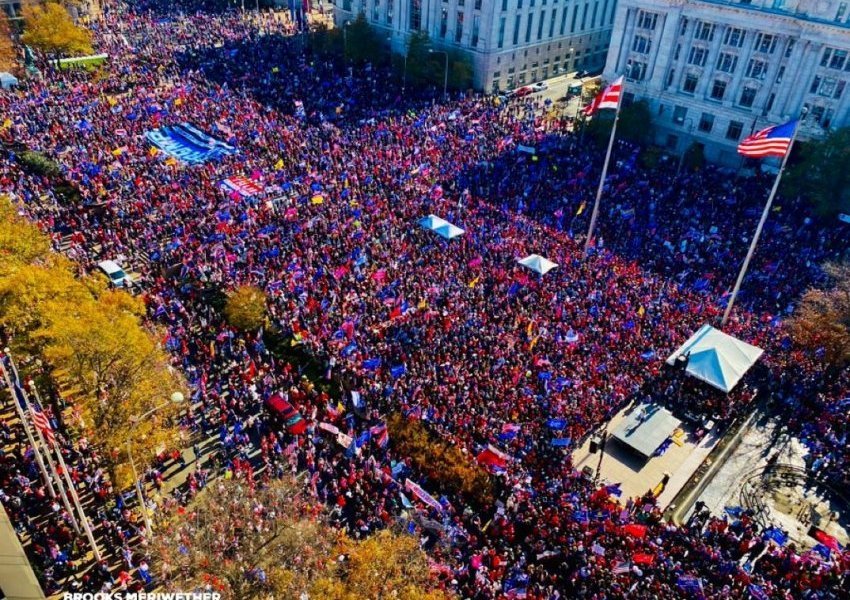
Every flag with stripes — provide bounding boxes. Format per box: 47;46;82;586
737;120;797;158
584;76;624;116
30;396;56;445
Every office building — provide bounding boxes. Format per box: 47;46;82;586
333;0;617;90
603;0;850;165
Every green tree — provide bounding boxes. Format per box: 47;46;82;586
783;127;850;216
447;50;472;91
405;32;441;88
343;13;384;65
21;1;92;58
224;284;267;332
586;100;652;146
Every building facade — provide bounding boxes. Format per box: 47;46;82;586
603;0;850;166
333;0;616;90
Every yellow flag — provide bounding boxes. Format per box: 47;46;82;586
311;195;324;205
1;119;10;129
529;335;541;350
274;158;284;170
149;146;159;156
165;157;177;166
576;201;586;216
526;321;534;336
468;276;480;288
174;97;183;107
638;306;645;317
111;147;123;156
107;96;117;107
418;299;427;309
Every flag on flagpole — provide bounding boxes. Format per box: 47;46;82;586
29;394;56;445
737;120;798;158
584;76;624;116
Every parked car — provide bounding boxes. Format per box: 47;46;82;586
513;86;533;98
265;393;307;435
531;81;549;92
97;260;133;288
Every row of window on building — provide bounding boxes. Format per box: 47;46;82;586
490;48;603;89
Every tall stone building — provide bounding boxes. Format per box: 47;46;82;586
603;0;850;165
333;0;616;90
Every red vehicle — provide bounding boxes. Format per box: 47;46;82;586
512;86;533;98
265;393;307;435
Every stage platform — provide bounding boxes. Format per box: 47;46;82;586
573;403;722;509
610;403;682;458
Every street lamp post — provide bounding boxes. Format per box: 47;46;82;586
127;391;185;539
428;49;448;101
676;117;695;176
343;21;350;61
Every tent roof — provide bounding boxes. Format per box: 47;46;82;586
419;215;464;239
419;214;449;230
518;254;558;275
666;324;763;393
434;222;465;239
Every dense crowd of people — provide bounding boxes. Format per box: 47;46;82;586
0;0;848;597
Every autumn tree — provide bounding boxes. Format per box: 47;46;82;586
151;477;449;600
36;292;187;487
788;261;850;365
0;197;52;272
22;1;93;58
0;14;16;72
224;284;267;332
0;195;186;489
387;413;493;506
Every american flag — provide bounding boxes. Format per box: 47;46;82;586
1;356;56;445
584;76;624;116
30;395;56;445
737;119;798;158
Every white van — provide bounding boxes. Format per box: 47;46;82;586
97;260;133;288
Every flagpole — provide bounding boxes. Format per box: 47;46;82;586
22;377;80;535
28;377;104;562
0;356;56;499
583;90;623;257
721;115;804;326
10;353;102;560
28;381;87;538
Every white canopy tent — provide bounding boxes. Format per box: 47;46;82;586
666;324;763;393
517;254;558;275
433;222;465;239
419;214;464;239
0;72;18;90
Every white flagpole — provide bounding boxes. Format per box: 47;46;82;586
0;356;56;500
583;83;623;257
18;359;103;561
21;378;80;535
721;115;804;326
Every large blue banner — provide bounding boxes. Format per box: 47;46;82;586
145;122;236;164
